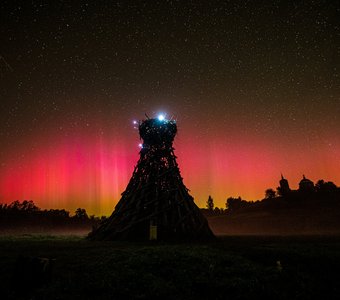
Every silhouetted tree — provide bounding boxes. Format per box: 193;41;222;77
226;197;241;211
225;196;254;212
315;180;337;194
0;200;104;231
206;195;214;211
213;207;221;214
74;208;88;220
315;180;325;191
325;181;337;192
21;200;39;212
265;189;276;199
47;209;70;218
8;200;21;211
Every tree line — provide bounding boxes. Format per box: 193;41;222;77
0;200;105;231
204;179;340;215
1;178;339;225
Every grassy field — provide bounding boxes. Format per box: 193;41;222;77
1;235;340;299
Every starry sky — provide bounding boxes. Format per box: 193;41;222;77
0;1;339;215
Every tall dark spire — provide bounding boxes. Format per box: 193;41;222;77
88;117;214;241
279;174;291;196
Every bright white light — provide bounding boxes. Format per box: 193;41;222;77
133;120;137;125
138;143;143;148
158;114;165;121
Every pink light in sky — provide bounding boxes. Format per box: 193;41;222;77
0;133;137;216
0;122;339;216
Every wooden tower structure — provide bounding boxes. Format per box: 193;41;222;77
88;116;214;241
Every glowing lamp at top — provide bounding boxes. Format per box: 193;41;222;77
158;114;165;121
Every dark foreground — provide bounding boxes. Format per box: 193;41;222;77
1;235;340;299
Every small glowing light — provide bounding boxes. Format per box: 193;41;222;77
133;120;137;125
138;143;143;148
158;114;165;121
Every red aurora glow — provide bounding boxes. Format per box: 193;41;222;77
0;121;339;216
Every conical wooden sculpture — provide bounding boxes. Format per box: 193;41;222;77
88;116;214;241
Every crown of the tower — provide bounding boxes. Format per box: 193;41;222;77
139;118;177;147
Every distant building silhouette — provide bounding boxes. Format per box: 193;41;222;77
279;174;291;196
299;175;315;192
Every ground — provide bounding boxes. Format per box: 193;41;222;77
1;235;340;299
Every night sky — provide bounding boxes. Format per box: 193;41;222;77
1;1;339;215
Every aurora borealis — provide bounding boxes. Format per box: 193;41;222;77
1;1;339;215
